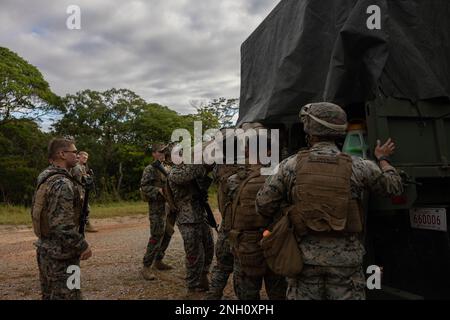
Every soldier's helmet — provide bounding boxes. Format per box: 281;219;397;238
148;143;168;154
299;102;348;137
162;142;177;156
240;122;265;131
236;122;267;139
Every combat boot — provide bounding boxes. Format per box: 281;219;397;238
205;289;222;300
141;266;156;281
153;260;173;270
85;221;98;233
184;287;205;300
199;273;209;291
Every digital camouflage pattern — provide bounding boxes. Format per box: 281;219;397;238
140;164;165;202
70;163;91;224
140;163;173;267
178;223;214;289
256;142;404;300
70;163;89;184
228;165;287;300
168;163;214;289
206;227;234;299
168;163;207;224
206;165;241;299
233;261;287;300
286;265;366;300
34;165;89;300
300;102;348;137
37;247;82;300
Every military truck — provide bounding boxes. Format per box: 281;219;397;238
237;0;450;299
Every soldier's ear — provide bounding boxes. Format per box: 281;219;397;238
58;150;66;160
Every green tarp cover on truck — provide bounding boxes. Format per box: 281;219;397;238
237;0;450;124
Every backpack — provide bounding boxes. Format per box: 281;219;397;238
31;172;79;238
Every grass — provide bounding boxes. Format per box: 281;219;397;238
0;202;148;226
0;205;30;225
0;190;219;226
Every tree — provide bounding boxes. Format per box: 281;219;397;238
190;97;239;128
0;119;49;204
133;103;194;146
53;88;148;199
0;47;61;126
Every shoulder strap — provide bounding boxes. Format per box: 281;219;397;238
36;171;82;191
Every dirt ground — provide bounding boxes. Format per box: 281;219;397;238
0;213;239;300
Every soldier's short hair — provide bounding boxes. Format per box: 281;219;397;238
48;138;76;160
78;151;89;157
150;143;167;153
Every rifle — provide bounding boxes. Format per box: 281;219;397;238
194;175;219;233
79;169;94;236
152;160;169;177
152;160;178;214
154;160;218;232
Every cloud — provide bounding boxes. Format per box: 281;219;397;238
0;0;279;114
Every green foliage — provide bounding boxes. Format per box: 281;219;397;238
0;46;223;207
52;88;221;202
0;47;62;125
191;97;239;128
0;119;49;204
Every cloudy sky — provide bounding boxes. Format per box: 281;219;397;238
0;0;279;114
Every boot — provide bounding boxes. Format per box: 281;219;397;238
141;266;156;280
199;273;209;291
85;221;98;233
205;289;222;300
184;287;205;300
153;260;173;270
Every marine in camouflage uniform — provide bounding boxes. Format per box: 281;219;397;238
206;164;241;300
70;154;97;233
140;145;174;280
33;139;91;300
256;102;404;300
229;164;287;300
168;163;214;295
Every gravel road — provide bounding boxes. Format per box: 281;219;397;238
0;214;239;300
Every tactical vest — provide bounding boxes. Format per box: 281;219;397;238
288;150;364;237
216;165;241;231
31;173;83;239
229;165;270;277
231;166;271;231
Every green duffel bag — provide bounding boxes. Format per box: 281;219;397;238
260;212;303;277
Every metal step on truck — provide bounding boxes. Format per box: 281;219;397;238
237;0;450;299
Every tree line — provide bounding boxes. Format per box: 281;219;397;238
0;46;236;205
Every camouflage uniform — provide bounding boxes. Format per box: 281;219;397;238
206;164;241;300
70;163;90;218
71;163;89;184
168;163;214;290
140;163;174;267
229;166;287;300
34;165;89;300
256;141;404;300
